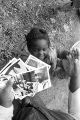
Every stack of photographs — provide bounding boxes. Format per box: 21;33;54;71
0;55;51;100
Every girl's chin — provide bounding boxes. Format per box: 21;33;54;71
38;56;45;61
33;54;45;61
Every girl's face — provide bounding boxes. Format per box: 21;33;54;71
31;39;49;61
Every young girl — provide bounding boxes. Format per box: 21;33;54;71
20;27;70;75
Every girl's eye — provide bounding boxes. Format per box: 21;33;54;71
34;49;39;52
43;49;45;51
43;48;47;51
33;48;37;51
34;48;40;52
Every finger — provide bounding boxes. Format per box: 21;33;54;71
71;49;76;60
0;76;8;82
75;59;78;65
0;81;6;90
67;54;75;75
76;48;80;60
13;67;20;74
5;76;14;90
5;81;12;91
74;59;78;72
0;75;12;82
75;49;79;59
0;75;9;90
67;54;72;64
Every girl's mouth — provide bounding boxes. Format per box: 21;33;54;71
38;55;45;61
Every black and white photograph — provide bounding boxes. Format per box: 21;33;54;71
0;58;29;75
0;0;80;120
25;54;51;69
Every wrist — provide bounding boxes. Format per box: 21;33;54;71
69;75;80;93
0;99;13;108
0;93;13;108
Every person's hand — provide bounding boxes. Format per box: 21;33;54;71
62;49;78;76
57;49;70;59
0;75;14;108
69;49;80;92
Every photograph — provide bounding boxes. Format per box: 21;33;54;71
0;58;29;75
13;82;38;99
25;55;51;69
0;0;80;120
38;79;51;92
17;66;50;83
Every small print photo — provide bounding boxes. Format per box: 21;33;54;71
13;81;38;99
16;66;50;83
25;55;51;69
0;58;29;76
37;80;51;92
35;66;50;83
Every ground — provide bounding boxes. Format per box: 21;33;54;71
0;0;80;112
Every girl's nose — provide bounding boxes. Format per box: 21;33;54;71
39;50;44;55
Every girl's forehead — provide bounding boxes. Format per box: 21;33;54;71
34;39;48;46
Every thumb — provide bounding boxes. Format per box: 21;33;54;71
77;48;80;60
74;59;80;72
5;77;14;91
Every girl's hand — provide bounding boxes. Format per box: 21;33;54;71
57;49;70;59
0;75;14;108
69;48;80;92
62;49;78;76
62;55;74;76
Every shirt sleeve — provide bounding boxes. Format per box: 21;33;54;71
68;88;80;120
0;105;13;120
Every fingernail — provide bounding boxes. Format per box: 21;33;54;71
75;59;78;63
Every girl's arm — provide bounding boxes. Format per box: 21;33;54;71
68;88;80;120
0;76;14;120
68;50;80;120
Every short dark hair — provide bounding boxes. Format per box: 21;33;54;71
25;27;50;52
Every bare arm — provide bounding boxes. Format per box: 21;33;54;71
68;49;80;120
0;76;14;120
